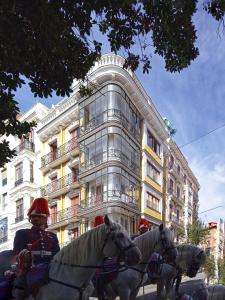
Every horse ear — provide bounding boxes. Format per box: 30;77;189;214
104;215;111;227
159;224;164;232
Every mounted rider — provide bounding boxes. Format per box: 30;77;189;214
12;197;60;299
131;218;150;240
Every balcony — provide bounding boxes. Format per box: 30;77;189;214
0;235;7;244
41;138;79;170
15;178;23;187
80;148;139;175
49;205;80;229
171;216;184;227
80;108;140;141
40;173;79;198
15;140;35;153
80;190;139;215
15;215;24;223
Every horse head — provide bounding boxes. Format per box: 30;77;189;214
186;247;206;278
154;224;178;263
102;215;142;266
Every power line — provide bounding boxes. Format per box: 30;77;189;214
178;122;225;149
199;205;224;215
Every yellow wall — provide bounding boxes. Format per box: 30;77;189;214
144;146;163;167
144;177;162;194
144;207;162;221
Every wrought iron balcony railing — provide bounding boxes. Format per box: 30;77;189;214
80;148;140;174
41;138;78;167
15;178;23;187
40;173;78;197
80;108;140;141
49;205;80;225
15;214;24;223
0;236;7;244
14;140;35;153
80;190;139;210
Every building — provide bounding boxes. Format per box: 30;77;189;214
0;54;200;250
0;103;49;251
165;139;200;241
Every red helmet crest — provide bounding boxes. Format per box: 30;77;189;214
138;218;149;231
27;198;50;217
93;216;104;227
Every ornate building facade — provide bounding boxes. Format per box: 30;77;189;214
0;54;200;250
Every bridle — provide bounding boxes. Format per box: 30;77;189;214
49;228;136;299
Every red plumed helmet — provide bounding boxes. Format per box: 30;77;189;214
138;218;149;231
93;216;104;227
27;198;50;217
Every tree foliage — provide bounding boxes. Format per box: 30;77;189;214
205;255;216;284
0;0;224;167
217;258;225;284
186;219;209;246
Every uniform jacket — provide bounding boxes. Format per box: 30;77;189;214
13;226;60;265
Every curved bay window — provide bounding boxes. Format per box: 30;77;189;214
80;167;140;209
80;127;140;175
80;84;141;142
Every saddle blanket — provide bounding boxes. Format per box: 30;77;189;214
0;279;13;300
94;257;118;284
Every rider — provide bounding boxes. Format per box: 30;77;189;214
12;197;60;298
131;218;150;240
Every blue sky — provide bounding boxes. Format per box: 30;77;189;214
16;8;225;223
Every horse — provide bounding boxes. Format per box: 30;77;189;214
12;215;141;300
154;244;206;299
92;224;177;300
208;284;225;299
176;280;209;300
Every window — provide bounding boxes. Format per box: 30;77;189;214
30;161;34;182
15;198;24;222
169;155;174;169
183;174;187;184
15;162;23;186
50;205;57;224
1;168;7;186
147;131;161;156
169;179;174;193
2;193;7;209
0;217;8;244
169;203;173;220
147;161;160;184
71;196;79;215
177;186;180;199
176;209;180;221
70;128;79;140
50;142;57;161
146;192;160;212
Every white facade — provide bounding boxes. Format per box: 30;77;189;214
0;103;49;251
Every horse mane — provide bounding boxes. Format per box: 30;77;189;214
53;224;107;265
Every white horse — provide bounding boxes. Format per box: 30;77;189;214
12;215;141;300
155;244;206;299
94;224;177;300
